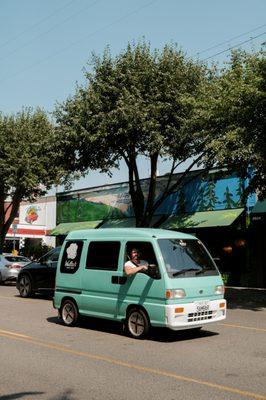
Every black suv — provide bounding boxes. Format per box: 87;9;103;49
16;247;61;297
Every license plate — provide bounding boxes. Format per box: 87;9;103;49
195;301;210;312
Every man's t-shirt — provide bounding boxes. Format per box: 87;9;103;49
124;260;149;269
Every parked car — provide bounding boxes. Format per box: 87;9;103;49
16;247;61;297
0;254;31;284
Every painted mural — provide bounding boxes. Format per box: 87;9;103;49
57;171;256;224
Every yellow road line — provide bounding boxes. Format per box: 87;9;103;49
0;329;265;400
0;329;32;339
218;323;266;332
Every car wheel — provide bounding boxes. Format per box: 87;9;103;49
0;272;5;285
61;299;79;327
19;275;33;298
126;308;150;339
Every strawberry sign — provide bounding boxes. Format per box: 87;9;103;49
25;205;39;224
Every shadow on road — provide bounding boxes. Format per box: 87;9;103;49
0;390;75;400
0;282;17;287
225;287;266;311
0;392;44;399
14;293;53;301
47;315;218;343
49;389;74;400
148;327;218;342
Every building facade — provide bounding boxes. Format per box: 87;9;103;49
51;169;265;287
5;196;56;253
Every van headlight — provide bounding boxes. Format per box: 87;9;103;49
166;289;186;299
214;285;225;295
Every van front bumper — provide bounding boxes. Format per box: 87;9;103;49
165;299;226;330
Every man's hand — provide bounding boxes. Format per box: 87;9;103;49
141;264;148;271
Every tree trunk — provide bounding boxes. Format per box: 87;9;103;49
0;193;22;254
126;155;145;227
0;233;5;254
141;153;158;227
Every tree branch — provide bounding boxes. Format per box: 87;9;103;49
150;149;211;214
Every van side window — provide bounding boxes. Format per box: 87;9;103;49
60;241;84;274
86;242;120;271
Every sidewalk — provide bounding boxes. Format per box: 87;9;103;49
225;286;266;310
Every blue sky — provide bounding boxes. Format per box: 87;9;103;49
1;0;265;190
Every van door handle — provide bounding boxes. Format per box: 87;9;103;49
112;276;127;285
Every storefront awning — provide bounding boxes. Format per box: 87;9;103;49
100;216;163;228
160;208;244;230
251;199;266;214
49;220;103;236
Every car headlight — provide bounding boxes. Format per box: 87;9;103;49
166;289;186;299
215;285;225;295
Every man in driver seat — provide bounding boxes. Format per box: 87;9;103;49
124;248;149;276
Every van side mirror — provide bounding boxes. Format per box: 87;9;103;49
148;264;161;280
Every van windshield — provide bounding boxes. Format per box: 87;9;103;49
158;239;219;278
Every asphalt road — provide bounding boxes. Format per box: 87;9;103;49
0;285;266;400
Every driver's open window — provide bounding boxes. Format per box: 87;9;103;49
125;241;158;266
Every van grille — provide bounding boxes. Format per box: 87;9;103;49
188;311;214;323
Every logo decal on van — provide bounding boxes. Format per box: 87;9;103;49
61;241;84;274
66;243;78;259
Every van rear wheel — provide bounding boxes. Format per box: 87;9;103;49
61;299;79;327
126;308;150;339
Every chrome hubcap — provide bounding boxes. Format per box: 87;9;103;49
128;312;145;336
62;303;75;324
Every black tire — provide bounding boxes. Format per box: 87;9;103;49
0;272;5;285
61;299;79;327
126;307;150;339
18;274;33;298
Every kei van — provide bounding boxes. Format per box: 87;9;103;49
53;228;226;338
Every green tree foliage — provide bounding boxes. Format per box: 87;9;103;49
55;42;217;226
0;108;68;252
205;50;266;199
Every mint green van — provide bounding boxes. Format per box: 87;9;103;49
53;228;226;339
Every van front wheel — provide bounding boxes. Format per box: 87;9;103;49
126;308;150;339
61;300;79;327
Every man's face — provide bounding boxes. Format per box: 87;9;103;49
131;250;140;261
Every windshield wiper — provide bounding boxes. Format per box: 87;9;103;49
195;266;213;275
172;268;201;277
195;269;205;275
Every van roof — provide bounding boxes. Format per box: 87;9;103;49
66;228;195;240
